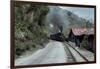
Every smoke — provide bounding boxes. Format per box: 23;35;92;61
50;12;63;32
45;6;70;34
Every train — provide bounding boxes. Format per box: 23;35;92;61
50;33;65;42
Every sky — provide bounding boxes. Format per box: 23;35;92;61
60;6;94;23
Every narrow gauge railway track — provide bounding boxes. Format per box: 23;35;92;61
63;42;89;62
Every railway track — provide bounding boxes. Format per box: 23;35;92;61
63;42;89;62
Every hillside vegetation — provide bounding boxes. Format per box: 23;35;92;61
15;3;49;58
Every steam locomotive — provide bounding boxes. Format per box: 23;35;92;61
50;33;65;42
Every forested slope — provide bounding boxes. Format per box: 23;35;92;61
15;3;49;58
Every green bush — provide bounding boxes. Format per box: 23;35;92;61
80;36;88;49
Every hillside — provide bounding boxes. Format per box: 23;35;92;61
15;3;49;58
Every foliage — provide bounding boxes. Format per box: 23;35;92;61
80;36;88;49
14;3;49;58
